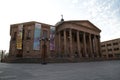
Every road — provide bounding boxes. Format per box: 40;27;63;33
0;60;120;80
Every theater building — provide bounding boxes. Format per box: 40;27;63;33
8;20;102;63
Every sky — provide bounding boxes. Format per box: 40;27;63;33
0;0;120;52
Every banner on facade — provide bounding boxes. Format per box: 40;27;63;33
33;23;41;50
50;26;55;50
16;24;23;49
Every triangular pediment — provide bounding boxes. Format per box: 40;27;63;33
55;20;101;33
67;20;101;32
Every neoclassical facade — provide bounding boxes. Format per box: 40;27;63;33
55;20;101;59
8;20;102;63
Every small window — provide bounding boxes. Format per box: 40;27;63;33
42;30;48;39
108;54;113;57
26;30;31;40
108;49;112;52
107;44;111;46
113;42;118;45
114;48;119;51
101;45;105;47
115;54;120;57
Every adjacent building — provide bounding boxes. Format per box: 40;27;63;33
101;38;120;59
9;21;52;59
8;20;102;62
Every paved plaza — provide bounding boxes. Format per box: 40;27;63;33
0;60;120;80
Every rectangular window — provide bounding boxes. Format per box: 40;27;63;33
26;30;31;40
114;48;119;51
107;44;111;46
101;45;105;47
42;30;48;39
115;54;120;57
108;54;113;57
113;42;118;45
108;49;112;52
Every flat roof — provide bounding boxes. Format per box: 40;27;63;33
101;38;120;43
10;21;52;26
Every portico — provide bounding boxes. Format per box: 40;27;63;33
55;20;101;59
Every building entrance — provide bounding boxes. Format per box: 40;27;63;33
41;44;47;64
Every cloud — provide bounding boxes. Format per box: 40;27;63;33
62;0;120;41
72;0;78;4
76;0;120;41
0;0;120;51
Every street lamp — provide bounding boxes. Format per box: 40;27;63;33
40;37;49;64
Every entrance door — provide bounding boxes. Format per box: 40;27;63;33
42;44;47;59
41;44;47;64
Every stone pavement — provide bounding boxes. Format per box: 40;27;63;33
0;60;120;80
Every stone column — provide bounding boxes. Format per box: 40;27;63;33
55;33;59;57
89;34;93;58
58;32;61;57
64;30;67;57
69;29;73;58
92;35;95;57
77;31;81;58
83;32;87;57
97;36;102;58
91;35;94;57
95;35;99;57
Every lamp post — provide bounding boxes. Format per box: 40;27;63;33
40;37;49;64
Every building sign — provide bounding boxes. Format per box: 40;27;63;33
33;23;41;50
50;26;55;50
16;24;23;49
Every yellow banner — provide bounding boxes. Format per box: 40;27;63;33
16;24;23;49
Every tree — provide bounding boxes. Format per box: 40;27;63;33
0;50;6;62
